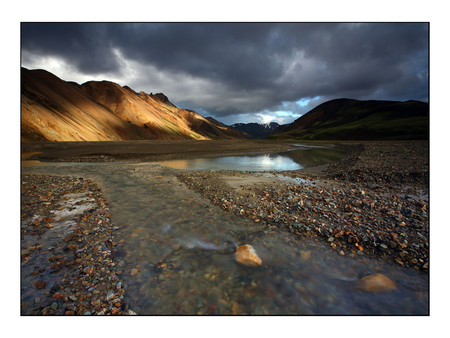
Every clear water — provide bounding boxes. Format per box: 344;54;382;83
21;189;98;313
155;146;345;171
22;161;429;315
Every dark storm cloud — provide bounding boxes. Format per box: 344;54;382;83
21;22;428;122
21;23;121;74
108;23;285;89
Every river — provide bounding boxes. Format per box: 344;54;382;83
21;147;428;315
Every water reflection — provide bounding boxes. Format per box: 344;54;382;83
156;154;302;171
156;146;345;171
284;146;345;168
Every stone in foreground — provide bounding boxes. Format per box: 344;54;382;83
357;273;397;292
235;244;262;267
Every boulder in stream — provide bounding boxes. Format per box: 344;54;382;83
235;244;262;267
357;273;397;292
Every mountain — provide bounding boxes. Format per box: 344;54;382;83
269;98;429;140
21;67;245;142
230;122;284;139
205;117;245;139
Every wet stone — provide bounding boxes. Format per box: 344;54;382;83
358;273;397;293
235;244;263;267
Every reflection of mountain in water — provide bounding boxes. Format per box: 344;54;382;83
284;147;345;168
154;147;345;171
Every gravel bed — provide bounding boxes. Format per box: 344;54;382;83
176;142;429;272
21;174;135;315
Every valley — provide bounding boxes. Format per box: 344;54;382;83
20;67;429;316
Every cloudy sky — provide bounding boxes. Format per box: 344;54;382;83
21;22;428;125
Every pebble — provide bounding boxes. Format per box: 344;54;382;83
300;250;311;261
106;290;115;301
35;281;46;289
84;266;94;274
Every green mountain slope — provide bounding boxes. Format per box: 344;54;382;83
269;98;429;140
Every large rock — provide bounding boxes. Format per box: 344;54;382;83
234;244;262;267
357;273;397;292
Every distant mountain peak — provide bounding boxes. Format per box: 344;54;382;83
230;121;282;139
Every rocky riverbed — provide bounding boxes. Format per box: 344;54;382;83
21;174;135;315
20;141;429;315
176;142;429;272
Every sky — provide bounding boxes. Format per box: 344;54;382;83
21;22;428;125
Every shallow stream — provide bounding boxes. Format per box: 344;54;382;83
21;148;429;315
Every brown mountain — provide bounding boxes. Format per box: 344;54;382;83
21;67;244;142
205;116;245;139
